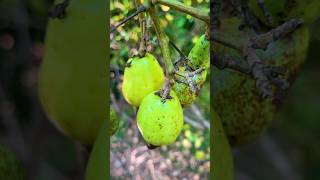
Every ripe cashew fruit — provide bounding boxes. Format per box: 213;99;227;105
122;53;165;107
137;90;183;146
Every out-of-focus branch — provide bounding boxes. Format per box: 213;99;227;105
111;5;147;33
153;0;210;24
212;19;303;98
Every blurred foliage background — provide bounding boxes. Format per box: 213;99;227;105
110;0;210;179
0;0;319;179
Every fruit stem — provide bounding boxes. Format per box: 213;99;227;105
153;0;209;24
146;0;174;77
135;0;148;56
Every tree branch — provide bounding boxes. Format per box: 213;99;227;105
111;5;147;33
146;0;175;99
135;0;148;57
212;18;303;98
153;0;210;24
147;1;174;76
256;0;273;25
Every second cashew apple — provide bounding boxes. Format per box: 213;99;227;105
137;90;183;146
173;34;209;107
187;34;210;69
173;65;207;107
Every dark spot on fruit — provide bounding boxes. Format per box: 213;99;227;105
154;91;161;97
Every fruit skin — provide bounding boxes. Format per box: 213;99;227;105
187;34;210;69
248;0;320;27
172;65;207;107
173;35;209;107
85;121;108;180
211;109;234;180
137;90;183;146
109;106;119;136
38;0;107;145
0;144;26;180
122;53;165;107
212;18;310;146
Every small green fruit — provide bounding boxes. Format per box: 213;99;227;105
122;53;165;107
137;90;184;146
187;34;210;69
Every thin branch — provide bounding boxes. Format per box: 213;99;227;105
169;40;187;59
249;19;303;50
212;30;243;51
111;5;147;33
153;0;210;24
135;0;148;56
212;54;250;74
229;0;262;33
212;18;303;98
147;2;174;76
184;116;205;130
256;0;273;25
